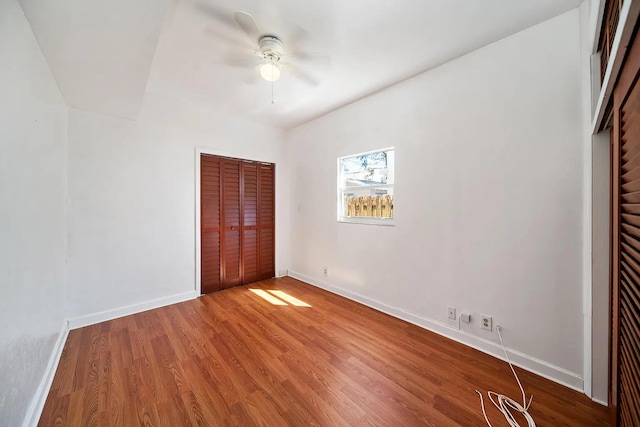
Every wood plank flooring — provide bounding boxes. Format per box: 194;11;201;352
39;277;608;426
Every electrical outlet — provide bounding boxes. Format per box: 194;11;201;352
447;306;456;320
323;267;328;276
460;313;471;323
481;315;492;331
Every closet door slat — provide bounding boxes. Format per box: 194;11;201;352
259;164;275;280
242;162;259;284
201;156;221;293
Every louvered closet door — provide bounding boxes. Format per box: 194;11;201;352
201;156;221;293
259;164;275;280
200;155;274;293
221;159;242;288
612;23;640;426
242;162;260;283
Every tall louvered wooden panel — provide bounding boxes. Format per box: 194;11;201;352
200;156;221;293
200;155;274;294
259;164;275;280
612;22;640;426
221;159;242;288
242;162;259;283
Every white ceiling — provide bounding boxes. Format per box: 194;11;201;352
20;0;582;129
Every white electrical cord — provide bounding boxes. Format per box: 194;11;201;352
475;326;537;427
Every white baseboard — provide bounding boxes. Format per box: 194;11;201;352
68;290;199;330
24;290;199;425
288;270;585;393
23;321;69;427
592;397;608;406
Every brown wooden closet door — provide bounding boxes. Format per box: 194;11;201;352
242;162;259;283
221;159;242;288
200;156;221;293
201;155;274;293
612;24;640;426
259;164;275;280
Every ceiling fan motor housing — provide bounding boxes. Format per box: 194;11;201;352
259;36;284;63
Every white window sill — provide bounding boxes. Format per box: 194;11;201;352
338;217;395;226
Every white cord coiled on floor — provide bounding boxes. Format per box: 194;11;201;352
475;326;536;427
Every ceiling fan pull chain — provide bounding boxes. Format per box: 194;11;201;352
271;79;275;105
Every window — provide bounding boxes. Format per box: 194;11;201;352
338;148;394;225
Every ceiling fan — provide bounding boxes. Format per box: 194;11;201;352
200;7;331;86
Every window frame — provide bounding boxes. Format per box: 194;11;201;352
337;147;395;226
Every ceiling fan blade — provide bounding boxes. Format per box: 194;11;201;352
285;64;319;87
288;24;312;47
291;53;331;68
203;27;253;50
241;65;262;85
194;2;236;30
224;52;263;68
202;27;258;51
234;11;262;44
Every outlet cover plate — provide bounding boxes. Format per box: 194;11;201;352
481;315;492;331
447;306;456;320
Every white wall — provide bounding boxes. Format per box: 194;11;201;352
19;0;172;120
0;0;68;425
66;92;289;321
288;10;586;387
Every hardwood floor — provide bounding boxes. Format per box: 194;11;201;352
39;277;608;426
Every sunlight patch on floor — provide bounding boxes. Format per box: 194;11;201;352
267;290;311;307
248;289;311;307
249;289;287;305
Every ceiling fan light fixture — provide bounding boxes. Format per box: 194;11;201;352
260;62;281;82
